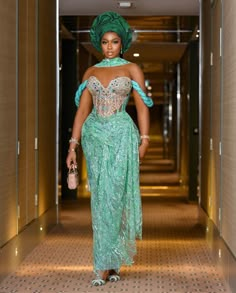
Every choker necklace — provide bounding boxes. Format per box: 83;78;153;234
95;57;130;67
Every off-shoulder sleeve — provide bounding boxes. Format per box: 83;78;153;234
131;80;154;107
74;80;88;107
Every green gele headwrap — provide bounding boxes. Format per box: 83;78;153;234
90;11;133;53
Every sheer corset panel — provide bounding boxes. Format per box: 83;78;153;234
87;76;132;117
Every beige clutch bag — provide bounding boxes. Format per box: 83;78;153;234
67;164;79;189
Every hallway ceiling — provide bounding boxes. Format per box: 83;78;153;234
60;1;199;104
59;0;199;16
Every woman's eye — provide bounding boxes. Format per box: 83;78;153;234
101;41;107;44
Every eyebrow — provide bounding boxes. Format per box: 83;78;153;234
101;37;121;41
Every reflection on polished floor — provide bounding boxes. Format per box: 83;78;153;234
0;195;232;293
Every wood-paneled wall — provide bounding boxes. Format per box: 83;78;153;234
0;0;57;247
38;0;57;215
201;0;222;228
211;0;222;229
201;0;236;257
222;0;236;256
18;0;37;231
0;0;17;247
200;0;212;213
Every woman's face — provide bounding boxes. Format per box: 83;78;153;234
101;32;122;59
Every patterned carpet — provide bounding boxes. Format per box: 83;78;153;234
0;197;231;293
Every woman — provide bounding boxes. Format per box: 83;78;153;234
66;11;153;286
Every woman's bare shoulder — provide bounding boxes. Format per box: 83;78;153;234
127;62;145;82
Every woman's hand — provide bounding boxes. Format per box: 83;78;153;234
66;150;77;169
139;140;149;163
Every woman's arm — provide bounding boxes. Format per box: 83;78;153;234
66;71;93;168
129;64;151;161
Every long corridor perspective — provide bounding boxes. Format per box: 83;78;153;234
2;0;236;293
0;197;231;293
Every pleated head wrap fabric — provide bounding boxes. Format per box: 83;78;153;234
90;11;133;53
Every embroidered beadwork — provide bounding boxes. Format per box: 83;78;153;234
87;76;131;117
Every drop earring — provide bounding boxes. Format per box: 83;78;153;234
120;47;123;57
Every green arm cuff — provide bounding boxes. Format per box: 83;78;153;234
131;80;154;107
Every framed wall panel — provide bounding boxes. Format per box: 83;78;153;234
210;0;222;229
38;0;57;215
200;0;212;212
0;0;17;246
27;0;37;222
18;0;37;231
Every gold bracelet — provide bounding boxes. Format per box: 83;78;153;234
140;135;150;140
69;137;80;145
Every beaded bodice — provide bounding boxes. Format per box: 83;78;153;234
87;76;132;117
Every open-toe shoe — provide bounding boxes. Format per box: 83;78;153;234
91;270;109;286
108;269;121;282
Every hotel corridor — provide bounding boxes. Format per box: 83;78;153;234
2;1;236;293
0;194;232;292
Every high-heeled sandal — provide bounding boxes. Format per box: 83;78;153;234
108;269;120;282
91;271;108;286
91;278;106;286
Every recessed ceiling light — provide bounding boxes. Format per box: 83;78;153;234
118;1;132;8
133;53;140;57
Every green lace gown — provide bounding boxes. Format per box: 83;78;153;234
75;67;153;274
